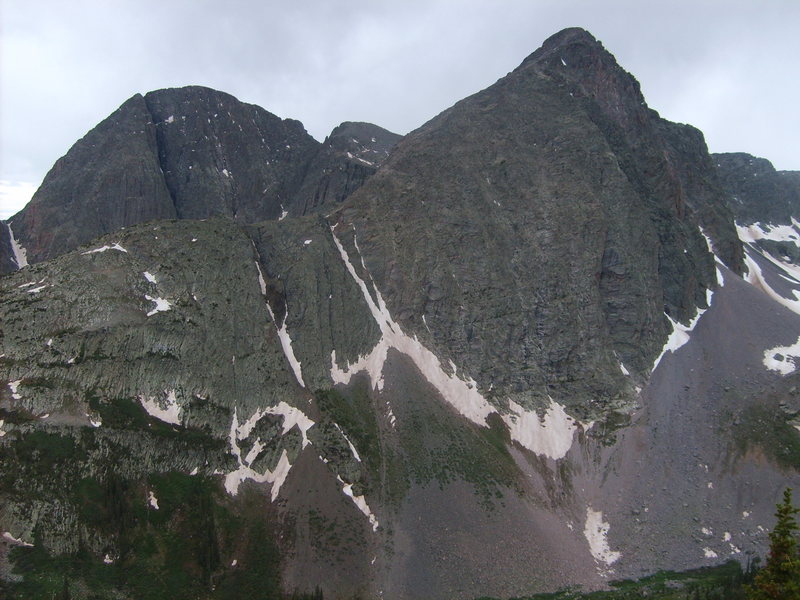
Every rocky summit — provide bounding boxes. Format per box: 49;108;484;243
2;27;800;600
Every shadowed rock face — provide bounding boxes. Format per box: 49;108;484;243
2;27;800;600
715;152;800;226
3;87;398;272
291;121;402;216
7;94;177;266
0;222;20;273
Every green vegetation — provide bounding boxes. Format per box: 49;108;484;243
396;387;519;507
746;488;800;599
732;405;800;470
5;474;287;600
315;380;409;504
476;561;752;600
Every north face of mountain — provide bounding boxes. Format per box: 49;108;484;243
4;87;398;271
331;27;734;420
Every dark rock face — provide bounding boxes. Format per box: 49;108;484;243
143;86;319;222
714;152;800;225
7;87;398;266
0;222;20;275
8;94;176;264
332;27;735;417
291;122;401;216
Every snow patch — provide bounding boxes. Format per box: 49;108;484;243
279;205;288;221
139;390;181;425
145;295;172;317
265;303;305;387
7;224;28;268
501;398;577;460
737;222;800;246
82;243;127;255
763;335;800;375
584;507;621;567
703;548;718;559
8;380;22;400
337;475;379;531
743;247;800;314
701;527;712;536
330;228;494;426
103;554;114;564
334;423;361;462
723;532;731;542
651;307;707;372
143;271;157;284
0;419;6;437
148;491;159;510
222;168;230;177
304;239;312;246
3;532;33;547
224;407;294;500
619;362;630;376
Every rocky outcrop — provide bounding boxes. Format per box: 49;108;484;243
0;222;21;275
7;94;176;265
143;86;319;222
714;152;800;225
291;122;401;216
6;88;398;267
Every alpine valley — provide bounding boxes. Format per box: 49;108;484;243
2;27;800;599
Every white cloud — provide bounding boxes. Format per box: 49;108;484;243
0;181;37;220
1;0;799;187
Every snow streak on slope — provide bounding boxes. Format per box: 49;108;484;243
81;242;128;255
337;475;379;531
224;404;313;499
330;226;494;426
501;398;578;460
763;336;800;375
584;507;622;571
737;223;800;316
651;310;707;373
138;390;181;425
650;229;723;373
330;226;580;460
255;261;305;388
7;224;28;268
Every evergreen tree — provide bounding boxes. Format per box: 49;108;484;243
747;488;800;599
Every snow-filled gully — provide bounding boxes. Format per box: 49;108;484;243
328;225;582;461
232;259;378;527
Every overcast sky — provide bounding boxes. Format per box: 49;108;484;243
1;0;798;219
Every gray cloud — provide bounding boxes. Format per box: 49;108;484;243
2;0;798;218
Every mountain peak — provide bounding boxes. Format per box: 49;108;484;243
540;26;601;50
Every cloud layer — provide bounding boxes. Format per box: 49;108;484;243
2;1;798;218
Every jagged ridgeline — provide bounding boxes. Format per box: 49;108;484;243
2;27;800;600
